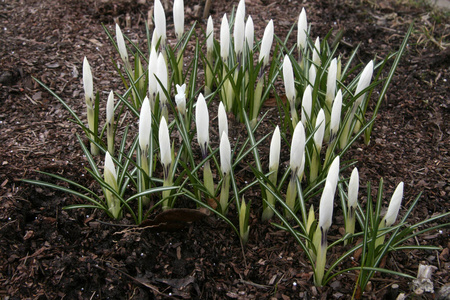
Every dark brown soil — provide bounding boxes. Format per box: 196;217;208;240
0;0;449;299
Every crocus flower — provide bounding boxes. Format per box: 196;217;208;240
329;90;342;142
348;167;359;211
139;96;152;153
106;90;115;155
158;116;171;175
297;8;307;51
148;47;158;104
220;131;231;175
220;14;230;62
154;0;166;47
173;0;184;40
383;182;404;227
218;101;228;138
206;16;214;53
175;84;186;115
301;85;312;127
104;151;120;218
326;58;337;106
156;52;168;119
309;65;316;87
258;19;274;67
269;126;281;171
233;2;245;57
82;57;93;102
290;122;306;177
245;16;254;52
195;93;209;158
312;37;321;66
327;155;340;196
283;55;296;107
314;109;325;150
115;23;129;64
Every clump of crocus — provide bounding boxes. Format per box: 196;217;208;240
310;108;325;183
375;182;404;248
104;151;121;218
313;155;339;286
345;167;359;245
340;60;373;149
196;94;214;198
159;116;173;210
262;126;280;222
205;16;214;96
106;91;115;155
283;55;298;127
239;196;251;245
251;19;274;127
286;122;306;218
219;131;231;214
82;57;99;156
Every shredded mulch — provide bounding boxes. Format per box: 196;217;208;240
0;0;449;299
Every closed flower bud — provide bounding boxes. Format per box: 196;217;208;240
258;19;274;67
220;14;230;61
348;167;359;209
82;57;93;102
283;55;296;106
220;132;231;174
106;90;114;124
139;97;152;152
154;0;166;46
115;23;129;63
269;126;281;171
158;116;171;167
301;85;312;126
218;101;228;138
384;182;404;227
297;8;307;50
314;108;325;149
245;16;254;51
329;90;342;141
290;122;305;176
206;16;214;53
313;37;321;66
196;93;209;157
173;0;184;40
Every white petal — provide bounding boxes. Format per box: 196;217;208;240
105;151;117;180
196;93;209;155
245;16;254;51
156;52;168;103
318;183;334;231
330;90;343;137
218;101;228;138
258;19;274;66
148;47;158;96
173;0;184;39
314;108;325;149
283;55;296;105
297;8;307;50
348;167;359;209
154;0;166;45
106;90;114;123
115;23;128;62
233;9;245;55
301;85;312;126
326;58;337;104
290;122;305;174
206;16;214;52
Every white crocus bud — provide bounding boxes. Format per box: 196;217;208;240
245;16;254;52
309;65;316;86
283;55;296;107
148;47;158;98
269;126;281;171
206;16;214;53
383;182;404;227
233;7;245;56
297;8;307;50
159;116;171;169
218;101;228;138
348;167;359;209
139;96;152;152
329;90;342;141
151;28;159;50
156;52;168;104
326;58;337;105
313;37;321;66
354;60;374;106
318;183;334;232
314;109;325;149
82;57;93;102
154;0;166;46
115;23;129;63
175;84;186;115
220;14;230;61
220;132;231;175
106;91;114;124
195;93;209;157
105;152;117;183
290;122;306;176
327;156;340;196
258;19;274;67
173;0;184;40
301;85;312;126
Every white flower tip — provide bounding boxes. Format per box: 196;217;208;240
173;0;184;39
259;19;274;66
283;55;296;104
348;167;359;208
318;183;334;231
82;57;93;99
314;109;325;147
106;90;114;123
105;151;117;179
139;97;152;151
218;101;228;138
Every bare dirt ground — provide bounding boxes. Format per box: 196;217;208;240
0;0;449;299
